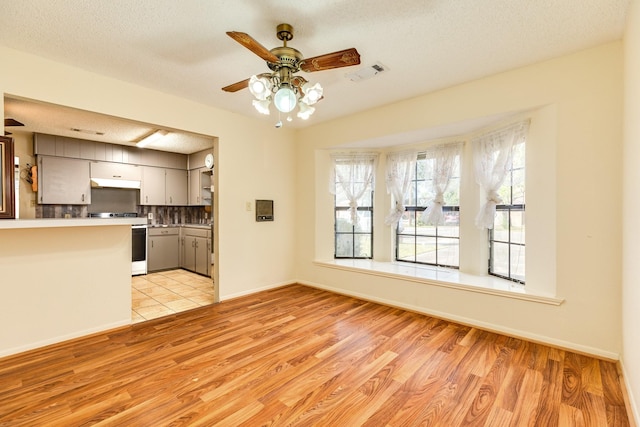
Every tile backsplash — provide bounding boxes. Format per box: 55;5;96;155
37;204;211;225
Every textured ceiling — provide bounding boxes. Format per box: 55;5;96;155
0;0;631;151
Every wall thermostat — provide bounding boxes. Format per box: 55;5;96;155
255;199;273;222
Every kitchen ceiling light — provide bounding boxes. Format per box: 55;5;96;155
136;129;168;148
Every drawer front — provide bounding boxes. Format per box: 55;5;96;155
148;227;180;236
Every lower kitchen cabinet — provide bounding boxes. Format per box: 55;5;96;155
148;227;180;272
181;227;211;277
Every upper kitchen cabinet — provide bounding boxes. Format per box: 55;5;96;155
140;166;166;205
90;162;141;187
166;169;188;206
140;166;188;206
37;155;91;204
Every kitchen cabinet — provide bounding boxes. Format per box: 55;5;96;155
181;227;211;276
140;166;188;205
188;167;213;206
90;161;141;182
166;169;188;206
148;227;180;272
37;155;91;204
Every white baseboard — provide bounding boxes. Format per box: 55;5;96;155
297;280;620;361
220;280;297;301
620;359;640;427
0;318;131;359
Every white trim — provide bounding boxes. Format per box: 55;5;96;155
315;259;564;305
620;359;640;427
299;278;617;360
220;280;297;301
0;319;130;358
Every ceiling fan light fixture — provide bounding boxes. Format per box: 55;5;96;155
297;102;315;120
252;99;271;115
273;85;297;113
248;75;271;100
301;82;323;105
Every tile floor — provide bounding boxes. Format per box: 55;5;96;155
131;269;215;323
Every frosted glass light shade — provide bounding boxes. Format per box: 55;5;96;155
252;99;271;115
301;82;323;105
274;86;297;113
249;75;271;100
297;102;315;120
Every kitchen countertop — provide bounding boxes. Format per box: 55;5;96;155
0;217;147;230
148;223;212;229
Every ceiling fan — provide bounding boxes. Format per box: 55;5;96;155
222;23;361;121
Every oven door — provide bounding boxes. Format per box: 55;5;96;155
132;225;147;275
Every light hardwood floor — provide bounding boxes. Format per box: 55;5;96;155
0;284;631;426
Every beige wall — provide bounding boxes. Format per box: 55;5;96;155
0;46;298;348
0;225;132;356
296;42;624;359
623;0;640;421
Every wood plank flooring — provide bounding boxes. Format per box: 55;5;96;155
0;284;631;426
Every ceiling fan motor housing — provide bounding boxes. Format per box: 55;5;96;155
268;46;303;72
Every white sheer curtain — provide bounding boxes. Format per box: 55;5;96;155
472;120;530;229
420;142;463;225
384;150;418;227
330;153;378;225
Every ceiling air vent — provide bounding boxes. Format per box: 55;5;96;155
345;62;389;82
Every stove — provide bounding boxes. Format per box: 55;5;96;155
89;212;147;275
89;212;138;218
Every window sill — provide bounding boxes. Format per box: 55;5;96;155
313;259;563;306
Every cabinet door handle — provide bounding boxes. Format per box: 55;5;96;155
146;195;148;203
81;194;85;202
151;241;154;248
170;196;173;204
113;175;122;178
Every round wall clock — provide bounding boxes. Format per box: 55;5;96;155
205;153;214;169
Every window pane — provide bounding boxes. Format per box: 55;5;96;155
417;179;430;206
512;142;525;169
335;234;353;257
398;210;417;235
335;186;350;207
491;242;510;278
335;210;354;232
511;244;525;282
439;212;460;237
397;235;416;262
512;168;525;205
415;236;436;264
437;237;460;267
510;211;525;244
355;210;372;233
492;211;510;242
355;234;372;258
416;217;435;237
357;189;373;207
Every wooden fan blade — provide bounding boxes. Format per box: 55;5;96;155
222;78;250;92
300;48;361;72
226;31;280;63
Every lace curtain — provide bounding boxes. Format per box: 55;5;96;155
330;153;378;225
420;142;463;225
472;120;530;229
384;150;418;227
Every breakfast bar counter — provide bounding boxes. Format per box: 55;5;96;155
0;220;136;357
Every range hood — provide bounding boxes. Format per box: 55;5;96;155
90;177;141;189
90;162;141;189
